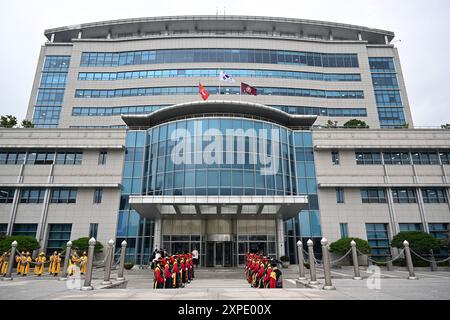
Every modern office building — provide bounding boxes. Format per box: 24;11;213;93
0;16;448;266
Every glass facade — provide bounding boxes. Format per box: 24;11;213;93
75;86;364;100
12;224;38;237
46;224;72;255
366;223;390;259
369;57;406;128
81;49;359;68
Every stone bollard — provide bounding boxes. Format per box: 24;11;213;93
81;237;96;290
307;239;318;285
351;240;362;280
321;238;335;290
102;239;114;285
297;240;306;280
59;241;72;281
386;250;393;271
429;249;437;272
403;240;418;280
117;240;127;281
3;240;18;281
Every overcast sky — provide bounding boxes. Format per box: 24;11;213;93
0;0;449;127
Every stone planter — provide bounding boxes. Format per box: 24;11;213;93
281;261;290;268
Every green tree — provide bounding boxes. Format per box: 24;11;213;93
329;237;371;255
343;119;369;129
70;237;104;254
325;120;338;128
391;231;439;255
21;119;34;128
0;236;39;253
0;115;18;128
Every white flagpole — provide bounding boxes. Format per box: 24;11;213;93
218;69;221;98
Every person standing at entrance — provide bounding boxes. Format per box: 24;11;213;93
192;248;199;268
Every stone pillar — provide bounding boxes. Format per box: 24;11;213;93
102;239;114;285
59;241;72;281
153;218;162;250
276;218;285;258
321;238;335;290
358;32;362;41
296;240;306;280
429;249;437;272
403;240;418;280
50;33;55;42
351;240;362;280
77;31;82;39
385;35;390;45
307;239;318;285
81;237;96;290
117;240;127;281
3;240;17;281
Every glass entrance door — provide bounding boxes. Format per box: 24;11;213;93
206;242;233;267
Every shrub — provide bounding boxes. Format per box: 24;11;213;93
279;256;290;262
391;232;439;254
70;237;104;254
0;236;39;253
329;238;371;255
124;262;134;270
343;119;369;129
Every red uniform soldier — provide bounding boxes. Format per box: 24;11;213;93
153;260;165;289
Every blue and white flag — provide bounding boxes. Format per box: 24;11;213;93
219;71;235;83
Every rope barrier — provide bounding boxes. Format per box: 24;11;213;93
410;249;450;264
359;248;405;264
329;248;352;265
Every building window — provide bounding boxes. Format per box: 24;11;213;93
360;188;387;203
340;223;349;238
421;188;448;204
399;223;422;232
12;224;38;237
99;151;108;165
429;224;449;239
331;151;340;165
355;152;382;165
366;223;390;259
392;188;417;203
0;224;7;236
0;151;26;165
89;223;99;239
383;152;411;165
20;188;46;204
0;188;15;203
46;224;72;255
336;188;345;204
55;152;83;165
94;188;103;204
411;152;440;165
26;152;55;165
439;152;450;165
50;188;77;204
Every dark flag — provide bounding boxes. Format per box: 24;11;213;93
241;82;257;96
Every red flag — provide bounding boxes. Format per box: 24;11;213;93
198;82;210;101
241;82;257;96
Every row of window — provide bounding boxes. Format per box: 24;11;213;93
335;188;448;204
32;106;61;128
369;58;396;73
43;56;71;72
0;150;108;165
80;49;359;68
78;68;362;82
0;188;103;204
74;86;365;99
353;151;450;165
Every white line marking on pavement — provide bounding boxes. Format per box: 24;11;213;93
286;279;297;285
394;270;450;279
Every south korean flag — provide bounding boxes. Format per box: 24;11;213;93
219;70;235;83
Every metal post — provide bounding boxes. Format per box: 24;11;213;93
403;240;418;280
81;237;96;290
102;239;114;285
307;239;318;285
321;238;335;290
386;249;393;271
296;240;306;280
429;249;437;272
117;240;127;281
351;240;362;280
59;241;72;281
3;240;17;281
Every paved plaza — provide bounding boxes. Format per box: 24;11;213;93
1;266;450;300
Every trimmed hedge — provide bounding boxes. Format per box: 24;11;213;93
0;236;39;253
391;232;439;254
70;237;104;254
329;237;371;255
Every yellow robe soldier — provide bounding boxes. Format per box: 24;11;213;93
0;253;3;273
67;253;78;276
48;251;57;275
34;252;46;276
21;252;32;276
79;252;88;275
16;252;24;274
52;253;62;276
1;253;9;275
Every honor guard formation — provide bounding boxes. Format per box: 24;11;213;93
0;250;85;278
245;253;283;288
151;249;196;289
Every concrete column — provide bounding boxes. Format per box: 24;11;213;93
358;32;362;41
81;237;96;290
307;239;318;285
50;33;55;42
276;218;285;258
416;188;430;233
3;240;17;281
321;238;335;290
296;240;306;280
153;219;162;250
59;241;72;280
77;31;82;39
329;32;333;41
102;239;114;285
6;188;20;235
117;240;127;281
351;240;362;280
403;240;418;280
384;35;390;45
